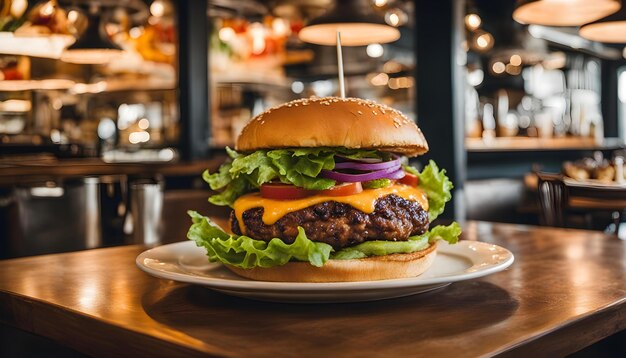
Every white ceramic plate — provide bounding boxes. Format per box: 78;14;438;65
136;240;514;303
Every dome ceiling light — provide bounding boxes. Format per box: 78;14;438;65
299;0;400;46
580;6;626;43
60;4;123;65
513;0;620;27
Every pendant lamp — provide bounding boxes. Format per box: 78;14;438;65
299;0;400;46
513;0;620;27
580;6;626;43
60;5;122;65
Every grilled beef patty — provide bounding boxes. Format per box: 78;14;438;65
230;194;429;250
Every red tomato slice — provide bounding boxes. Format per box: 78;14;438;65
398;173;418;187
319;182;363;196
260;183;311;200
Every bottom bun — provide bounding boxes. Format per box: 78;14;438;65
225;242;438;282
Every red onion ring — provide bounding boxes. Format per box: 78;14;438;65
385;168;407;180
334;157;402;171
321;166;405;182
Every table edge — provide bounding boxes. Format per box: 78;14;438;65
494;297;626;356
0;290;219;357
2;283;626;356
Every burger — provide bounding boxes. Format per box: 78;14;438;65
188;96;461;282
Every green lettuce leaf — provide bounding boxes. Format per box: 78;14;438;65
207;176;249;207
225;146;239;159
331;222;461;260
187;211;333;268
331;236;429;260
266;149;336;189
403;164;420;176
203;147;389;206
413;222;462;245
333;148;383;160
416;160;453;221
203;163;232;190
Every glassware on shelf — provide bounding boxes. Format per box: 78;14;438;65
482;102;496;141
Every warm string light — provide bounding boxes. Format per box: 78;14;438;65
368;72;413;89
366;43;384;58
10;0;28;17
490;53;523;76
373;0;388;7
291;81;304;94
492;62;505;74
465;13;481;30
384;8;407;27
150;0;165;17
464;8;494;52
369;73;389;86
510;54;522;66
387;76;414;89
473;31;494;52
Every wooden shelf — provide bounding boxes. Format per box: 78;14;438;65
466;137;624;152
0;78;176;93
0;155;227;185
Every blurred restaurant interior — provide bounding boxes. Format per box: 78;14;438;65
2;0;626;258
2;0;626;357
0;0;626;258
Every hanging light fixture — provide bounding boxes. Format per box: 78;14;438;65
299;0;400;46
465;13;482;31
60;4;123;65
580;6;626;43
513;0;620;27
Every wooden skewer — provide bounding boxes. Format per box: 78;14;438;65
337;31;345;98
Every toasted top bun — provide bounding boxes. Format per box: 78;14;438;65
225;242;437;283
236;97;429;157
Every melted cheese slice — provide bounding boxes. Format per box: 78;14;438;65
233;184;429;234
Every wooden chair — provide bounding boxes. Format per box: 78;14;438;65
536;172;567;227
536;171;626;236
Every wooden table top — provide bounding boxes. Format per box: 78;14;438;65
1;221;625;357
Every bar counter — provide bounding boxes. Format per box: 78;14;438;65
0;156;227;185
1;221;625;356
